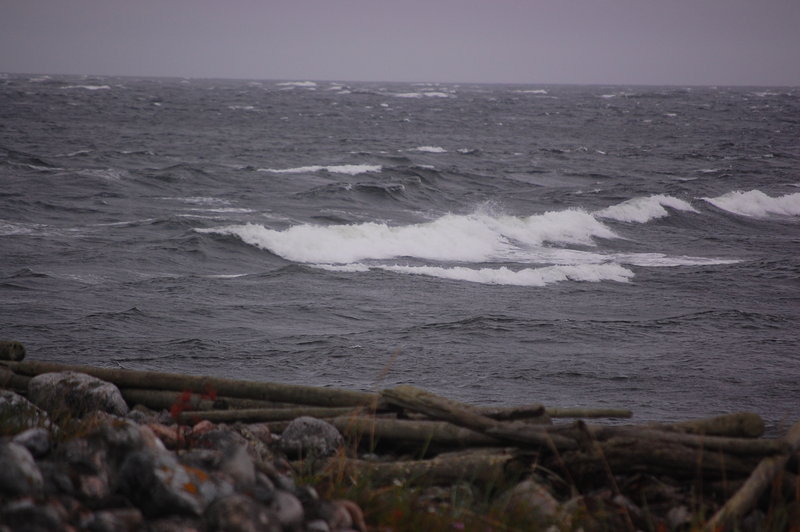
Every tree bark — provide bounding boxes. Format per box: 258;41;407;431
5;360;378;407
549;422;788;455
381;385;576;450
176;406;367;424
313;449;524;486
649;412;765;438
327;416;505;447
704;419;800;531
120;387;299;412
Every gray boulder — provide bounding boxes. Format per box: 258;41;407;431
205;494;281;532
118;449;232;518
28;371;129;417
12;427;51;458
0;389;50;430
0;442;44;496
278;417;343;458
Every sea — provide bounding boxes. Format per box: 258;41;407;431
1;74;799;431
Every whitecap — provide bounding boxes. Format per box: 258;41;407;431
257;164;381;176
704;190;800;218
378;263;634;286
411;146;447;153
61;85;111;90
595;195;698;223
514;89;548;95
391;92;449;98
197;209;618;265
276;81;317;87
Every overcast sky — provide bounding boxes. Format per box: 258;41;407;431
1;0;798;86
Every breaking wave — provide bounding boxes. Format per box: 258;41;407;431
704;190;800;218
595;194;698;223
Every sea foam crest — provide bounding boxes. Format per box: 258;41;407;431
595;194;698;223
704;190;800;218
312;263;634;287
411;146;447;153
197;209;619;264
258;164;381;176
276;81;317;87
61;85;111;91
377;263;633;286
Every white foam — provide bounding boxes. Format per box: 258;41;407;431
276;81;317;87
378;263;634;286
197;209;618;265
612;253;739;267
257;164;381;176
595;195;698;223
514;89;548;95
705;190;800;218
411;146;447;153
61;85;111;90
392;92;449;98
311;263;371;273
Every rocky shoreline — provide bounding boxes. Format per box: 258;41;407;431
1;345;799;531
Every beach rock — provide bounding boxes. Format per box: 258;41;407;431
190;429;256;488
205;493;281;532
279;416;343;458
12;427;51;457
0;442;44;496
118;449;230;517
56;437;112;504
81;507;145;532
0;497;65;531
146;516;203;532
270;489;304;530
27;371;129;417
0;389;50;430
0;340;26;361
498;478;561;520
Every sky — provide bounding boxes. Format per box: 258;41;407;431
1;0;799;86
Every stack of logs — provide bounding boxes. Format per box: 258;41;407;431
2;357;799;530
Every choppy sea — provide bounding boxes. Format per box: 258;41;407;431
1;74;799;430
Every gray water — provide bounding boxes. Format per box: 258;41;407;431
2;74;799;429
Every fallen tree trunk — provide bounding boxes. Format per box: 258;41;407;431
550;422;788;456
704;419;800;531
177;406;367;424
381;385;576;450
554;437;760;483
3;360;378;408
0;367;29;392
327;416;505;447
120;388;299;412
649;412;765;438
314;449;525;486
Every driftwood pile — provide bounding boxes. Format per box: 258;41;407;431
2;357;799;530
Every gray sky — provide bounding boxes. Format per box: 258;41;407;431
2;0;799;86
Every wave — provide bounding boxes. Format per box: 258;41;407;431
391;92;450;98
411;146;447;153
275;81;317;88
595;194;698;223
704;190;800;218
258;164;381;175
314;263;634;286
61;85;111;91
197;209;619;264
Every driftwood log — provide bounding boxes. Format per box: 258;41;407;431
315;448;528;487
705;419;800;530
381;385;577;450
3;359;378;407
